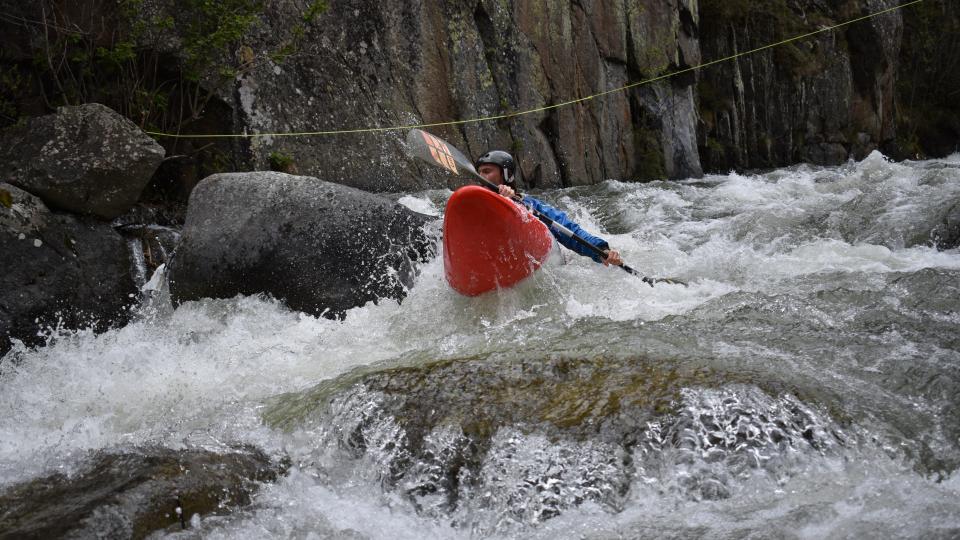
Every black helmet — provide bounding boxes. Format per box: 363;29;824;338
475;150;516;185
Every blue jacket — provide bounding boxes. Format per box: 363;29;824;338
522;195;610;263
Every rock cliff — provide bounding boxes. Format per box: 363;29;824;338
230;0;703;191
0;0;956;186
226;0;958;185
696;0;905;171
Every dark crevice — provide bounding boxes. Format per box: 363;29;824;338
844;22;882;102
539;111;568;188
603;55;628;67
472;2;511;161
680;6;698;40
668;61;697;89
474;4;498;78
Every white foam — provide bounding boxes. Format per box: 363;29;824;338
397;194;440;216
1;153;958;537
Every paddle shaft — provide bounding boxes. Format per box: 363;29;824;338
464;170;649;279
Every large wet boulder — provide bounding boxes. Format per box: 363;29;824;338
0;446;283;539
0;183;136;355
0;103;165;219
264;354;842;529
167;172;435;317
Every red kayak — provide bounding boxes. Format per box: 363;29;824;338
443;185;554;296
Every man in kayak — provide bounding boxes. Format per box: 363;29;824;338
475;150;623;267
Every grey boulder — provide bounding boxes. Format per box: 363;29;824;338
0;103;165;219
0;446;283;539
168;172;435;317
0;183;137;355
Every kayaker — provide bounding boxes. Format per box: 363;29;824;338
475;150;623;267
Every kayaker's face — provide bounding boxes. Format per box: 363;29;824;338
478;164;504;185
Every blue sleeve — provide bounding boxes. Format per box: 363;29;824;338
522;196;610;263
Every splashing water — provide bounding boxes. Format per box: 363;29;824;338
2;152;959;538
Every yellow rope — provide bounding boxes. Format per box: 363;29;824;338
145;0;923;140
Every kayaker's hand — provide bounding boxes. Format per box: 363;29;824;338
498;184;516;199
603;249;623;266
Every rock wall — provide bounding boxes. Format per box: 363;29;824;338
231;0;703;190
696;0;905;171
226;0;960;185
894;0;960;159
1;0;956;187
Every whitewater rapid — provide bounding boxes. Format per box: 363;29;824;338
1;151;959;538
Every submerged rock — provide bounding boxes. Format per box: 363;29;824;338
0;446;284;539
0;183;136;355
931;200;960;250
0;103;164;220
167;172;435;318
264;354;842;530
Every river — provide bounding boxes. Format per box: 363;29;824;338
2;151;959;538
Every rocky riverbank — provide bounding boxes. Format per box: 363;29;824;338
2;0;959;356
0;104;436;355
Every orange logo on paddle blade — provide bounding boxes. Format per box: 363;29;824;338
421;132;458;174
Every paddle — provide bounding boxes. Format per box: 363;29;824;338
405;128;686;286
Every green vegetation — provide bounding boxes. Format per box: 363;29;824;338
1;0;327;137
303;0;329;23
268;151;295;172
638;44;670;75
0;0;331;180
698;0;824;78
0;63;26;126
179;0;263;83
5;0;264;133
270;1;328;64
509;138;524;156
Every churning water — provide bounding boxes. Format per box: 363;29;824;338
2;152;959;538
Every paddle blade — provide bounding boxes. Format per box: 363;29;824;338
622;264;687;287
406;129;479;178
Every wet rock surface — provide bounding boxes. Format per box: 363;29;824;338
265;354;843;530
1;1;957;190
207;0;704;189
0;103;165;219
0;183;136;355
0;446;284;540
931;199;960;250
697;0;906;170
167;172;436;318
